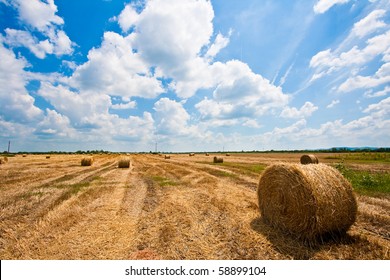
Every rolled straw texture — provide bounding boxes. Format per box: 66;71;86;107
300;154;319;164
257;163;357;241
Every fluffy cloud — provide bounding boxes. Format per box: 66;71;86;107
153;98;198;136
132;0;213;70
364;86;390;98
12;0;64;32
310;30;390;72
2;0;74;58
70;32;164;99
117;4;139;33
338;62;390;92
0;43;42;123
205;32;231;60
196;60;289;122
34;109;75;138
280;102;318;119
313;0;350;14
3;28;73;58
352;9;387;38
258;97;390;149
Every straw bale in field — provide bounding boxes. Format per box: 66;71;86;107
189;153;195;156
205;153;209;156
300;154;318;164
46;155;51;159
0;157;7;164
164;155;170;159
118;156;131;168
81;157;94;166
226;153;230;156
213;156;223;163
257;163;357;241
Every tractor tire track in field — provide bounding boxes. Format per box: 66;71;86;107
1;162;146;259
0;159;120;258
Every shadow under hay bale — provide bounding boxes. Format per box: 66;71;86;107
118;156;131;168
257;163;357;242
300;154;318;164
213;156;223;163
81;157;94;166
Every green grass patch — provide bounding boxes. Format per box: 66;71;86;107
205;168;237;178
326;152;390;164
334;162;390;195
197;161;266;176
150;176;178;186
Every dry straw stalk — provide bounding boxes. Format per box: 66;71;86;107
257;163;357;241
118;156;131;168
300;154;319;164
213;156;223;163
81;157;94;166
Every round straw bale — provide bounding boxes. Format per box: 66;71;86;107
164;155;170;159
205;153;210;156
22;154;27;157
257;163;357;241
300;154;318;164
189;153;195;156
46;155;51;159
226;153;230;156
118;156;131;168
213;156;223;163
81;157;94;166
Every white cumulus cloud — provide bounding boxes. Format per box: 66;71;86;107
280;102;318;119
313;0;350;14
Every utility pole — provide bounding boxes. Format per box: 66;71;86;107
155;142;157;153
8;141;10;153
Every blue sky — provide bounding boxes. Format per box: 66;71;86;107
0;0;389;152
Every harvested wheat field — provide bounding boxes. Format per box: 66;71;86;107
0;153;389;260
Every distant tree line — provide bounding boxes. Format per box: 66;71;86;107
2;147;390;155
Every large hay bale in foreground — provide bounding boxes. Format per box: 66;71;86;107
81;157;94;166
257;163;357;241
213;156;223;163
118;156;131;168
300;154;318;164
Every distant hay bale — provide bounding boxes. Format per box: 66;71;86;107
213;156;223;163
257;163;357;241
22;154;27;157
118;156;131;168
189;153;195;156
164;155;170;159
81;157;94;166
46;155;51;159
205;153;210;156
300;154;319;164
0;157;7;164
226;153;230;156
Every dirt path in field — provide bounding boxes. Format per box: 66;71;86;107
0;154;389;259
